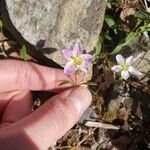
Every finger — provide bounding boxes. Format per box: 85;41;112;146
1;91;32;124
0;91;17;115
11;87;92;149
0;60;71;91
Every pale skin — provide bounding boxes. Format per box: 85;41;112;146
0;60;92;150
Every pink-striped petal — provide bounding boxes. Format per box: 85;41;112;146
62;49;73;60
64;61;76;74
73;43;83;56
128;66;142;76
126;56;133;65
111;65;122;72
79;63;88;73
121;71;129;80
82;54;93;63
116;54;125;64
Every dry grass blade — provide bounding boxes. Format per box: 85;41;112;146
85;121;120;130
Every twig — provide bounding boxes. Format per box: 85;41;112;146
77;127;97;146
125;79;150;94
55;146;72;149
140;0;150;12
144;0;148;8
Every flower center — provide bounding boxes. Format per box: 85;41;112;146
121;63;129;71
72;56;83;67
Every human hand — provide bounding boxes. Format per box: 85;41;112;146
0;60;92;150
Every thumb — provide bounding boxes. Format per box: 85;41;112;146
3;87;92;150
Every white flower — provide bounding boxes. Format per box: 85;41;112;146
111;54;142;80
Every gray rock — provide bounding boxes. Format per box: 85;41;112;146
2;0;107;66
78;107;98;123
107;82;130;113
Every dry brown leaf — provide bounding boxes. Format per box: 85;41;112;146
120;8;135;22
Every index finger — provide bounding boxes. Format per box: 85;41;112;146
0;60;71;91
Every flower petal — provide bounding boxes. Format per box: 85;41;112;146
116;54;125;64
111;65;122;72
128;66;142;76
82;54;93;63
126;56;133;65
73;43;83;56
79;63;88;73
64;61;76;74
121;71;129;80
62;49;73;60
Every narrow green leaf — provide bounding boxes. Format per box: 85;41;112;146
109;43;126;55
20;45;27;61
107;2;112;9
59;80;72;86
95;35;103;60
109;32;138;55
142;28;150;32
139;24;150;33
135;10;150;20
0;20;3;29
105;15;116;28
104;34;112;41
83;82;97;86
125;32;137;44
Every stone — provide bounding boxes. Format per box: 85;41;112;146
131;36;150;82
1;0;107;66
78;107;98;123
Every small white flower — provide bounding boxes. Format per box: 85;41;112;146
111;54;142;80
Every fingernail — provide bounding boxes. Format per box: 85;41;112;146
67;87;92;115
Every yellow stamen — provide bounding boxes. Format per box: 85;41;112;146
121;63;129;71
72;56;83;67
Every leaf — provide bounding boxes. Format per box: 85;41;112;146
59;80;72;86
139;24;150;33
109;32;138;55
107;2;112;9
140;27;150;34
95;35;103;60
0;20;3;29
109;43;126;55
135;10;150;20
125;32;137;44
83;81;97;86
105;15;116;28
104;34;112;41
20;45;27;61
